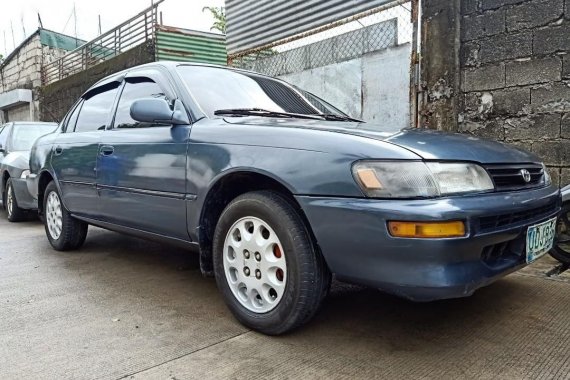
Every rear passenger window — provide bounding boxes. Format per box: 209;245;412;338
113;78;169;129
75;85;119;132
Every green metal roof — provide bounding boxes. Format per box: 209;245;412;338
156;27;227;66
40;29;85;51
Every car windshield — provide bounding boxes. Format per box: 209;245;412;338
177;65;351;120
11;124;56;151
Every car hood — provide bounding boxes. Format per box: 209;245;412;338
1;151;31;171
384;128;539;163
223;118;540;164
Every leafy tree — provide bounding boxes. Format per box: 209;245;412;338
203;6;226;34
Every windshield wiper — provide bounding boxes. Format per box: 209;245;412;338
214;108;325;121
320;114;363;123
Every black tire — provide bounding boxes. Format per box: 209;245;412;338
43;181;88;251
213;190;331;335
5;178;27;222
550;202;570;265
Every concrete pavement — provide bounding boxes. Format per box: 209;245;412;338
2;210;570;379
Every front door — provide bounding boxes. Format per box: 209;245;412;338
97;76;189;240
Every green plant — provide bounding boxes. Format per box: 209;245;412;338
203;6;226;34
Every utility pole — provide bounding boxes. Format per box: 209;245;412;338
10;21;15;50
73;3;78;40
38;13;44;29
21;16;26;38
98;15;102;35
3;31;7;57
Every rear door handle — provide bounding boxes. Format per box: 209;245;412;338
54;146;63;156
100;145;114;156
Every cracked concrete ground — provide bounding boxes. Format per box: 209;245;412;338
2;210;570;380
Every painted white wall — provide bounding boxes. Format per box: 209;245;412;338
361;44;411;127
280;59;362;119
279;43;411;131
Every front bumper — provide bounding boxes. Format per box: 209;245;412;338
296;185;561;301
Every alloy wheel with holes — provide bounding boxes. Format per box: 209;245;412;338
550;202;570;265
223;216;287;313
43;181;88;251
46;191;63;239
5;178;26;222
213;190;331;335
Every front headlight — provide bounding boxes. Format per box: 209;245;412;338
20;170;30;179
353;161;495;198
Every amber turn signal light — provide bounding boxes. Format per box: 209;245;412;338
388;221;466;238
355;168;383;189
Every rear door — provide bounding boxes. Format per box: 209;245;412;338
97;69;190;240
51;82;120;217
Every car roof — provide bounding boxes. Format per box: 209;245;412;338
10;121;58;126
86;61;282;96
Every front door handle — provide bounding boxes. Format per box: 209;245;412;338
54;146;63;156
100;145;114;156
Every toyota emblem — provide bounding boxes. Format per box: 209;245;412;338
520;169;531;183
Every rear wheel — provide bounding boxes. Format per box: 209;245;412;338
550;202;570;265
5;178;26;222
44;181;88;251
213;191;331;335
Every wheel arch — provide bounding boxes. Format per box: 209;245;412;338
197;169;323;276
37;170;56;216
1;169;10;209
1;169;9;189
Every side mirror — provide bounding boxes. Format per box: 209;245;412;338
130;98;190;126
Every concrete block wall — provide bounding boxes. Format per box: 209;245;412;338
0;34;43;122
458;0;570;187
0;35;43;94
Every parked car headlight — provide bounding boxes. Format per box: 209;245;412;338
353;161;494;198
20;170;30;179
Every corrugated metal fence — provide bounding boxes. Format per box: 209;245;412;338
155;26;226;66
226;0;397;56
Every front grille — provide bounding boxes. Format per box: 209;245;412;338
478;202;558;233
484;163;544;191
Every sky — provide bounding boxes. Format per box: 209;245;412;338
0;0;224;57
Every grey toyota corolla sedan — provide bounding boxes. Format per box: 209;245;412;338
27;62;561;334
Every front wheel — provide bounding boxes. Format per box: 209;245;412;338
550;203;570;265
5;178;26;222
44;181;88;251
213;191;331;335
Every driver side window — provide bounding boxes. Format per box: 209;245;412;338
113;78;169;129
